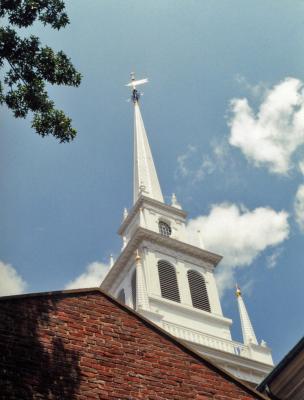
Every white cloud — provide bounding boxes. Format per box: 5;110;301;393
176;145;197;178
294;184;304;232
65;261;110;289
176;141;231;183
193;156;216;182
235;74;268;98
0;261;27;296
229;77;304;175
298;160;304;175
212;140;229;160
266;247;283;269
186;203;289;295
239;279;254;297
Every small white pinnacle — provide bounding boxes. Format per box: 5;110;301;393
171;193;181;209
197;229;205;249
110;254;114;267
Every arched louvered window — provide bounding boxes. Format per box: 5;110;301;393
131;270;136;309
187;270;211;312
157;260;180;303
159;221;172;237
117;288;125;304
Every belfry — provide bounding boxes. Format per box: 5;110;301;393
100;75;274;384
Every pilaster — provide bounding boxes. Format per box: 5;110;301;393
135;250;150;311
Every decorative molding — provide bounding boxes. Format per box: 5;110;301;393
147;242;214;273
101;227;221;291
150;295;232;327
118;195;187;236
162;320;245;356
139;309;164;324
161;320;274;373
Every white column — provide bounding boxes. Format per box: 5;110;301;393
135;250;150;311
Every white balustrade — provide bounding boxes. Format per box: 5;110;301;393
162;321;249;358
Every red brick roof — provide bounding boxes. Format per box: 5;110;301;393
0;288;268;399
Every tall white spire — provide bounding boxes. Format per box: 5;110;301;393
126;73;164;204
236;285;258;346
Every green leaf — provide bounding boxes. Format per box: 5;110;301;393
0;2;81;142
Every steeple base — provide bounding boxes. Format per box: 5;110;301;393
192;341;273;385
136;307;274;385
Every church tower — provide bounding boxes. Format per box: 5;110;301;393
101;75;273;384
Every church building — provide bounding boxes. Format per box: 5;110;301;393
0;288;270;399
101;74;274;385
0;75;276;399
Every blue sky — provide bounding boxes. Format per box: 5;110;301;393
1;1;304;363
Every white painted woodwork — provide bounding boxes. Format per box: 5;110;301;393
100;80;274;384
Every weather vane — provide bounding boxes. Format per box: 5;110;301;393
126;72;148;103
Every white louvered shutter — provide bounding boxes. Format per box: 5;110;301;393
157;260;180;303
187;270;211;312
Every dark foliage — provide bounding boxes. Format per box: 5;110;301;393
0;0;81;142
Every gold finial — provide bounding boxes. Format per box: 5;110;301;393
135;249;141;263
236;284;242;297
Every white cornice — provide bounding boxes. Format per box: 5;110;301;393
101;227;222;291
150;294;232;327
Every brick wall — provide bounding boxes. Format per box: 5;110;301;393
0;289;264;399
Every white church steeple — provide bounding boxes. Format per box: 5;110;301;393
127;74;164;204
236;285;258;346
101;75;274;385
